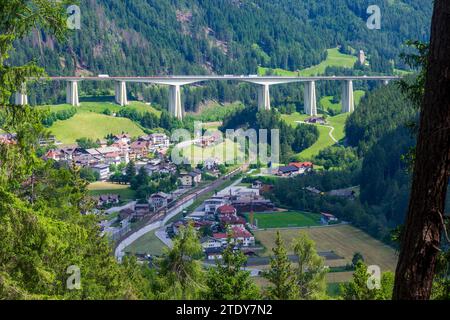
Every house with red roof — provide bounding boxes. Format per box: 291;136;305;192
289;162;314;174
212;225;255;247
216;204;237;216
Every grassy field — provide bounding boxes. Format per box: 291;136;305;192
38;99;160;144
38;99;161;116
254;224;398;272
320;90;365;114
124;230;166;256
49;112;145;144
258;48;357;77
281;89;365;160
187;101;243;122
177;139;244;166
87;182;136;200
244;211;322;229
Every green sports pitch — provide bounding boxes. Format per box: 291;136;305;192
244;211;322;229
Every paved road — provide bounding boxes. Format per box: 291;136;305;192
297;121;339;143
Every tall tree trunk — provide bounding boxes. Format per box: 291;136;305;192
393;0;450;300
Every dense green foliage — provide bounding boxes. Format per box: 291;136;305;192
42;107;77;127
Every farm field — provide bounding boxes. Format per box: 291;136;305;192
254;224;398;272
87;182;136;200
244;211;321;229
49;112;145;144
258;48;357;77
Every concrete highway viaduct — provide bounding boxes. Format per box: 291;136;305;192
15;75;400;120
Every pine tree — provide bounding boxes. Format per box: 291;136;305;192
292;233;327;300
156;223;205;299
263;231;298;300
341;261;394;300
204;242;260;300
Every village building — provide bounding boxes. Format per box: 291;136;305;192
305;116;327;125
200;236;223;249
205;247;223;260
204;196;228;214
119;208;135;220
134;203;150;219
216;204;237;216
130;140;149;160
149;192;171;210
289;161;314;174
276;165;300;177
179;170;202;187
113;133;131;145
212;226;255;247
91;164;110;181
43;149;61;161
149;133;170;147
321;212;339;225
96;194;120;207
231;197;275;213
251;180;263;189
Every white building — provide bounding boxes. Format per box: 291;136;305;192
91;164;110;181
204;196;228;214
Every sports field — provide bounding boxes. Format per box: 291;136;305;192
244;211;321;229
254;224;398;272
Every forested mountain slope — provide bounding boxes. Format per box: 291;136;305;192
9;0;432;77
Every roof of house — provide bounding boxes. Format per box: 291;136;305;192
289;162;313;169
217;205;236;215
130;140;148;149
321;212;336;219
151;192;170;199
278;165;300;174
230;226;253;238
213;233;228;240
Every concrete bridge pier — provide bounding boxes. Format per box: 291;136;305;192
303;81;317;116
14;84;28;105
169;84;183;120
66;81;80;106
115;81;128;106
257;83;271;111
341;80;354;113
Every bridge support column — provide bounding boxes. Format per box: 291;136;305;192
169;84;183;120
303;81;317;116
14;84;28;105
341;80;354;113
115;81;128;106
66;81;80;106
257;84;271;111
